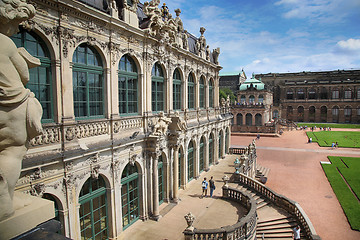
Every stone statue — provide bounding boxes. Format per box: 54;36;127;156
152;111;171;136
206;45;210;61
212;47;220;65
0;0;43;221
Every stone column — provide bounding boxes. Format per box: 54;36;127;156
173;145;180;202
152;154;160;220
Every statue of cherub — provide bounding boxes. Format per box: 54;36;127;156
152;111;172;136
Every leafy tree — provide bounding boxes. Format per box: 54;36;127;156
219;88;236;104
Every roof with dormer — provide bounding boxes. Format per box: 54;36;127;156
239;74;265;91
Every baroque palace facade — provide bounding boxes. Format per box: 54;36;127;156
12;0;231;239
220;70;360;127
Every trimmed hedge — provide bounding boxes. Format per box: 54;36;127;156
306;131;360;148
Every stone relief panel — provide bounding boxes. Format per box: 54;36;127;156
65;121;109;141
113;118;142;134
29;126;61;147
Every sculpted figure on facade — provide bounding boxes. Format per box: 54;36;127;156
0;0;43;221
212;47;220;65
152;111;172;136
182;30;189;50
197;27;207;58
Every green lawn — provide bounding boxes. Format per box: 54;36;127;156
306;131;360;148
297;123;360;129
322;156;360;231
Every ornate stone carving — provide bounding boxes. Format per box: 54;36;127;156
57;26;86;58
184;212;195;231
30;183;45;197
151;112;172;136
212;47;220;65
65;121;109;141
29;126;61;146
113;118;142;133
0;0;43;221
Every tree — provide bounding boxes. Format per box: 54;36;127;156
219;88;236;104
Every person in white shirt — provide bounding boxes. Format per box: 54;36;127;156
293;225;300;240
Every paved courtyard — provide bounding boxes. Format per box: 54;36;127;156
121;128;360;240
232;128;360;240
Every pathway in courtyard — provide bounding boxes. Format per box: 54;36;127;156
231;128;360;240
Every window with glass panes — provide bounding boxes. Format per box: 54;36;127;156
199;77;205;108
240;95;246;104
218;131;222;159
158;155;164;204
287;89;294;99
258;95;264;104
173;69;182;110
344;107;352;116
199;138;204;172
297;89;304;99
332;107;339;116
119;55;138;114
225;129;229;153
152;63;164;112
188;141;194;181
209;135;214;165
209;80;214;108
188;74;195;109
237;113;243;125
332;90;339;99
73;44;104;118
11;29;53;122
121;164;139;229
309;89;316;99
79;176;109;240
344;90;352;99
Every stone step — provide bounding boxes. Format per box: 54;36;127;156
262;168;270;177
258;217;295;226
257;222;297;232
257;201;269;209
256;229;293;235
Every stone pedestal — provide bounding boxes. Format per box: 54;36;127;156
0;193;55;240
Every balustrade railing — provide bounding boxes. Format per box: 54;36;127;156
236;173;321;240
184;186;257;240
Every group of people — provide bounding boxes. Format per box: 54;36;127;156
201;176;216;198
299;125;332;131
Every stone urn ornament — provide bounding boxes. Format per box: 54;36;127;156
184;212;195;231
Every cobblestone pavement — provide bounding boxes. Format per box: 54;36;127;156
231;128;360;240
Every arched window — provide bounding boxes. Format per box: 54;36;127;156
320;106;327;122
209;79;214;108
158;155;164;204
240;95;246;104
152;63;164;112
121;164;140;229
298;106;304;122
258;95;264;104
297;89;304;99
199;137;205;173
209;134;214;166
287;89;294;100
119;55;138;114
246;113;252;126
249;95;255;104
11;29;53;122
332;106;339;123
308;89;316;99
73;44;104;118
255;114;262;126
178;148;182;188
199;76;205;108
344;106;352;123
173;69;182;111
188;73;195;109
309;106;315;122
188;141;194;181
79;176;109;239
237;113;243;125
218;131;223;159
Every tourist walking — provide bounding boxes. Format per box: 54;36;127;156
292;225;301;240
209;176;216;197
201;177;208;198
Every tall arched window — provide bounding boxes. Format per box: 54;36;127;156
119;55;138;114
344;89;352;99
298;106;304;122
255;114;262;126
188;73;195;109
121;164;139;229
199;76;205;108
332;106;339;123
246;113;252;126
218;131;223;159
209;79;214;108
258;95;264;104
158;155;164;204
237;113;243;125
309;106;315;122
11;29;53;122
188;141;194;182
209;134;214;166
79;176;109;239
249;95;255;104
240;95;246;104
173;69;182;111
344;106;352;123
73;44;104;118
152;63;164;112
199;137;205;173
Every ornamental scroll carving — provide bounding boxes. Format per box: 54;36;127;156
65;121;109;141
113;118;142;133
29;126;61;146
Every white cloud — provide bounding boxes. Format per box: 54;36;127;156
336;39;360;51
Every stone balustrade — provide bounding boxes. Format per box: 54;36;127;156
183;186;257;240
236;173;321;240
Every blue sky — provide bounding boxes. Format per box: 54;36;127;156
162;0;360;76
